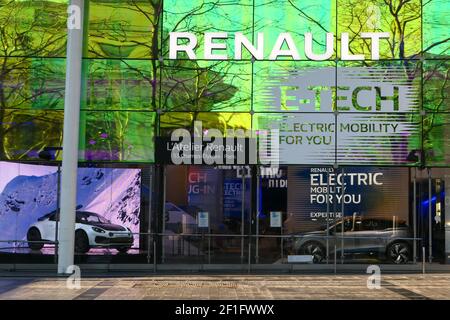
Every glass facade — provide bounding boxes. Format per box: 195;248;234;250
0;0;449;269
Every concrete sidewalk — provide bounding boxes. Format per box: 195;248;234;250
0;274;450;300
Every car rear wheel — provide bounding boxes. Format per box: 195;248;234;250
387;242;410;264
299;242;326;263
75;230;90;254
27;228;43;250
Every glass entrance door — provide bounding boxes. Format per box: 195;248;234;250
427;168;449;263
162;165;251;264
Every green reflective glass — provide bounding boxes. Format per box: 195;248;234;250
423;113;450;166
0;109;63;160
254;0;336;60
162;0;253;59
87;0;162;59
423;60;449;112
161;60;251;112
0;0;67;57
337;0;421;60
82;59;159;110
423;0;450;57
0;58;66;109
159;112;251;137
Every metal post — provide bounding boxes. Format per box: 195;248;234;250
201;231;205;265
413;169;417;263
333;165;338;267
153;240;157;273
248;242;251;274
422;246;426;274
280;222;283;261
208;227;211;264
240;172;245;263
57;0;85;274
255;168;260;264
147;171;153;264
54;165;61;264
341;167;345;264
428;169;433;263
326;168;330;264
334;244;337;274
161;170;166;263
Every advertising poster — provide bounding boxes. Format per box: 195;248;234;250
286;166;409;233
187;167;220;225
254;66;421;165
0;162;141;253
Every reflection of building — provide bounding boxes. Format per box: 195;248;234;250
0;0;449;269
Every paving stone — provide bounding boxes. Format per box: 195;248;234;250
0;274;449;300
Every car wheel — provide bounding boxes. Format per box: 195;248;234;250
27;228;44;250
116;247;131;254
299;242;326;263
387;242;410;264
75;230;90;254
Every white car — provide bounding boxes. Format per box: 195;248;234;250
27;210;134;253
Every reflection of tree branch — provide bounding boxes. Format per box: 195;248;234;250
421;37;450;55
287;0;328;33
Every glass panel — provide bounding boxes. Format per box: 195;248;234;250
423;60;450;113
82;59;159;110
254;0;336;60
281;166;411;264
423;0;450;57
162;0;253;59
337;61;421;113
0;1;67;57
423;113;450;166
256;166;288;263
80;111;155;162
335;61;421;165
0;109;63;161
0;58;66;110
159;112;251;137
336;113;421;165
337;0;421;60
162;165;251;264
429;168;450;263
0;162;58;262
73;164;146;262
253;113;336;165
415;168;431;263
253;61;336;112
87;0;162;59
161;60;252;112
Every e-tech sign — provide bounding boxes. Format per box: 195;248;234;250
254;65;419;165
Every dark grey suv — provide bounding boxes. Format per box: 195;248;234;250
291;216;412;264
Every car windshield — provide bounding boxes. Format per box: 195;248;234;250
330;219;354;232
76;212;110;224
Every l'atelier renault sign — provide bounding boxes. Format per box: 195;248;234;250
155;136;257;165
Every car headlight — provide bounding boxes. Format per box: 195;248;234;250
92;226;106;233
